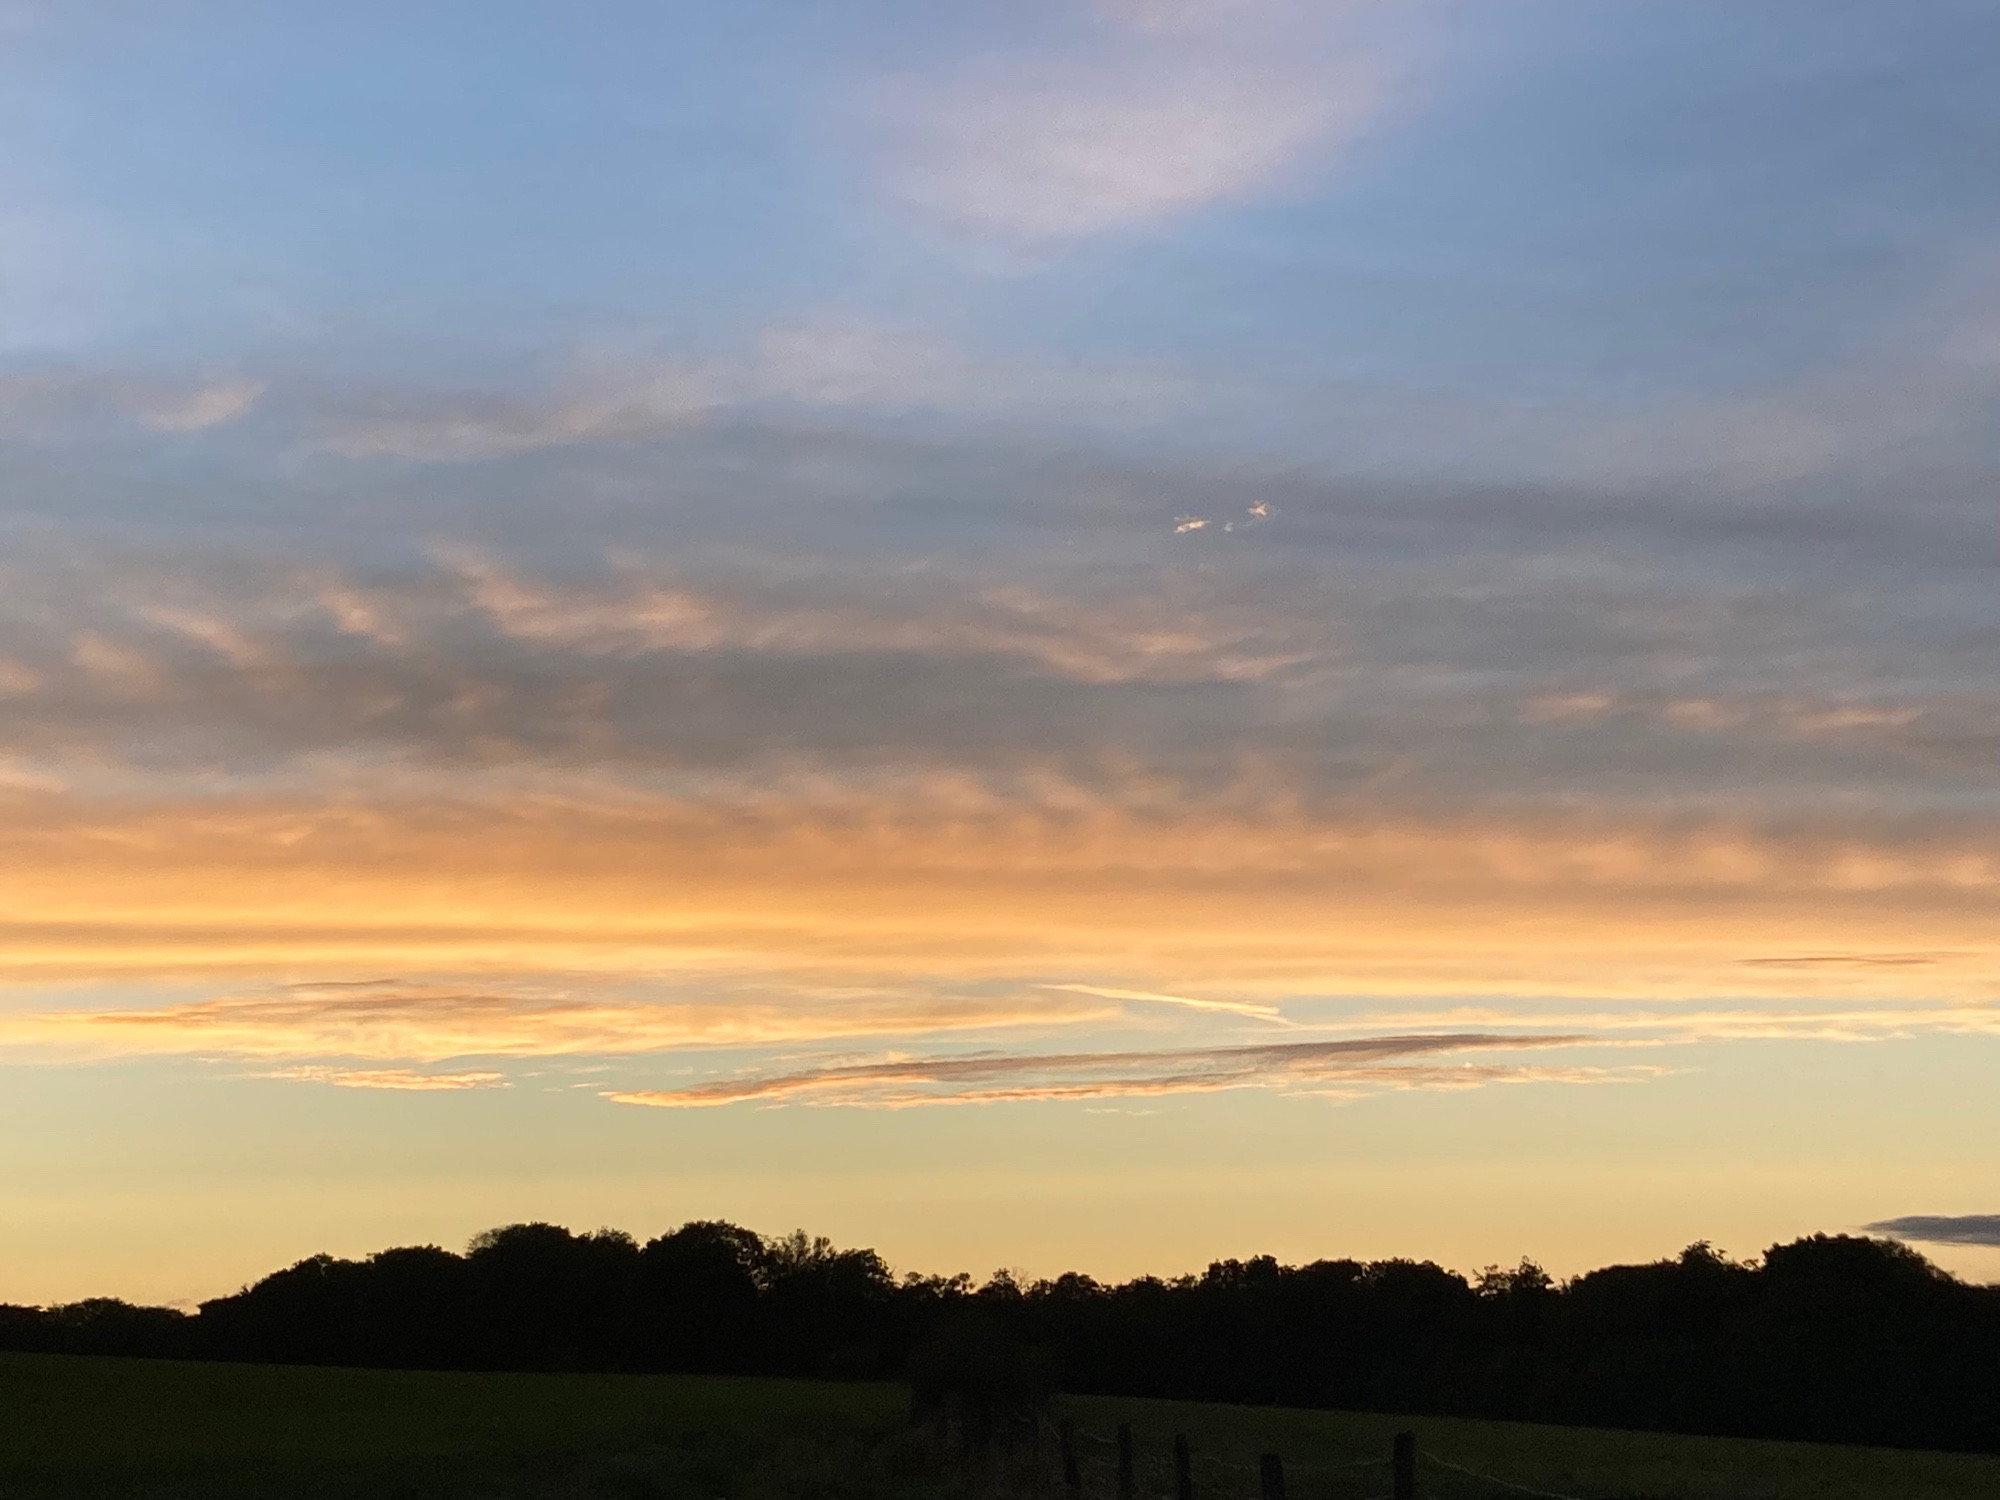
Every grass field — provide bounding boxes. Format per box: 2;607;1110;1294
0;1353;909;1500
1061;1392;2000;1500
3;1353;1998;1500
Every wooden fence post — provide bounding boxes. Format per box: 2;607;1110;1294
1061;1419;1081;1499
1258;1452;1285;1500
1393;1431;1417;1500
1117;1423;1135;1500
1173;1433;1193;1500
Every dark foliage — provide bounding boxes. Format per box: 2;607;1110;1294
6;1229;1998;1453
0;1297;191;1359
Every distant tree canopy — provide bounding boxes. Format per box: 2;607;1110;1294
6;1228;1998;1454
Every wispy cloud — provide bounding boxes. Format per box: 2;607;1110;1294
128;377;265;433
256;1065;509;1091
1042;982;1285;1020
1333;997;2000;1047
0;368;264;434
6;526;1992;791
6;981;1112;1063
868;1;1400;246
602;1030;1626;1109
181;232;2000;485
321;320;1214;461
1738;953;1945;970
437;549;1314;684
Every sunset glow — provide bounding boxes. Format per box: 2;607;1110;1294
4;0;1999;1304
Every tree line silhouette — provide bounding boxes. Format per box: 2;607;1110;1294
5;1224;1997;1453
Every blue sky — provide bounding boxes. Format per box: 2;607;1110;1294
3;0;2000;1302
16;1;2000;391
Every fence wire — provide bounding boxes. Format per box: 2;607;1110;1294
1017;1415;1594;1500
1422;1452;1585;1500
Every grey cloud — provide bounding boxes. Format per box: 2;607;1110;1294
0;548;1292;776
1864;1215;2000;1248
1741;954;1943;970
0;440;1995;830
0;372;1995;836
8;374;1995;581
284;241;2000;493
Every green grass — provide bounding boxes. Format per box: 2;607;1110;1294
4;1353;1999;1500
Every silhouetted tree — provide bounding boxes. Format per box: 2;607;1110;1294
10;1225;2000;1453
637;1220;765;1372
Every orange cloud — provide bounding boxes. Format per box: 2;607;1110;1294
256;1065;509;1090
1039;983;1286;1020
0;762;1995;1080
6;981;1111;1063
0;778;1992;1000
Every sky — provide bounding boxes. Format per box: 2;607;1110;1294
4;0;2000;1305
